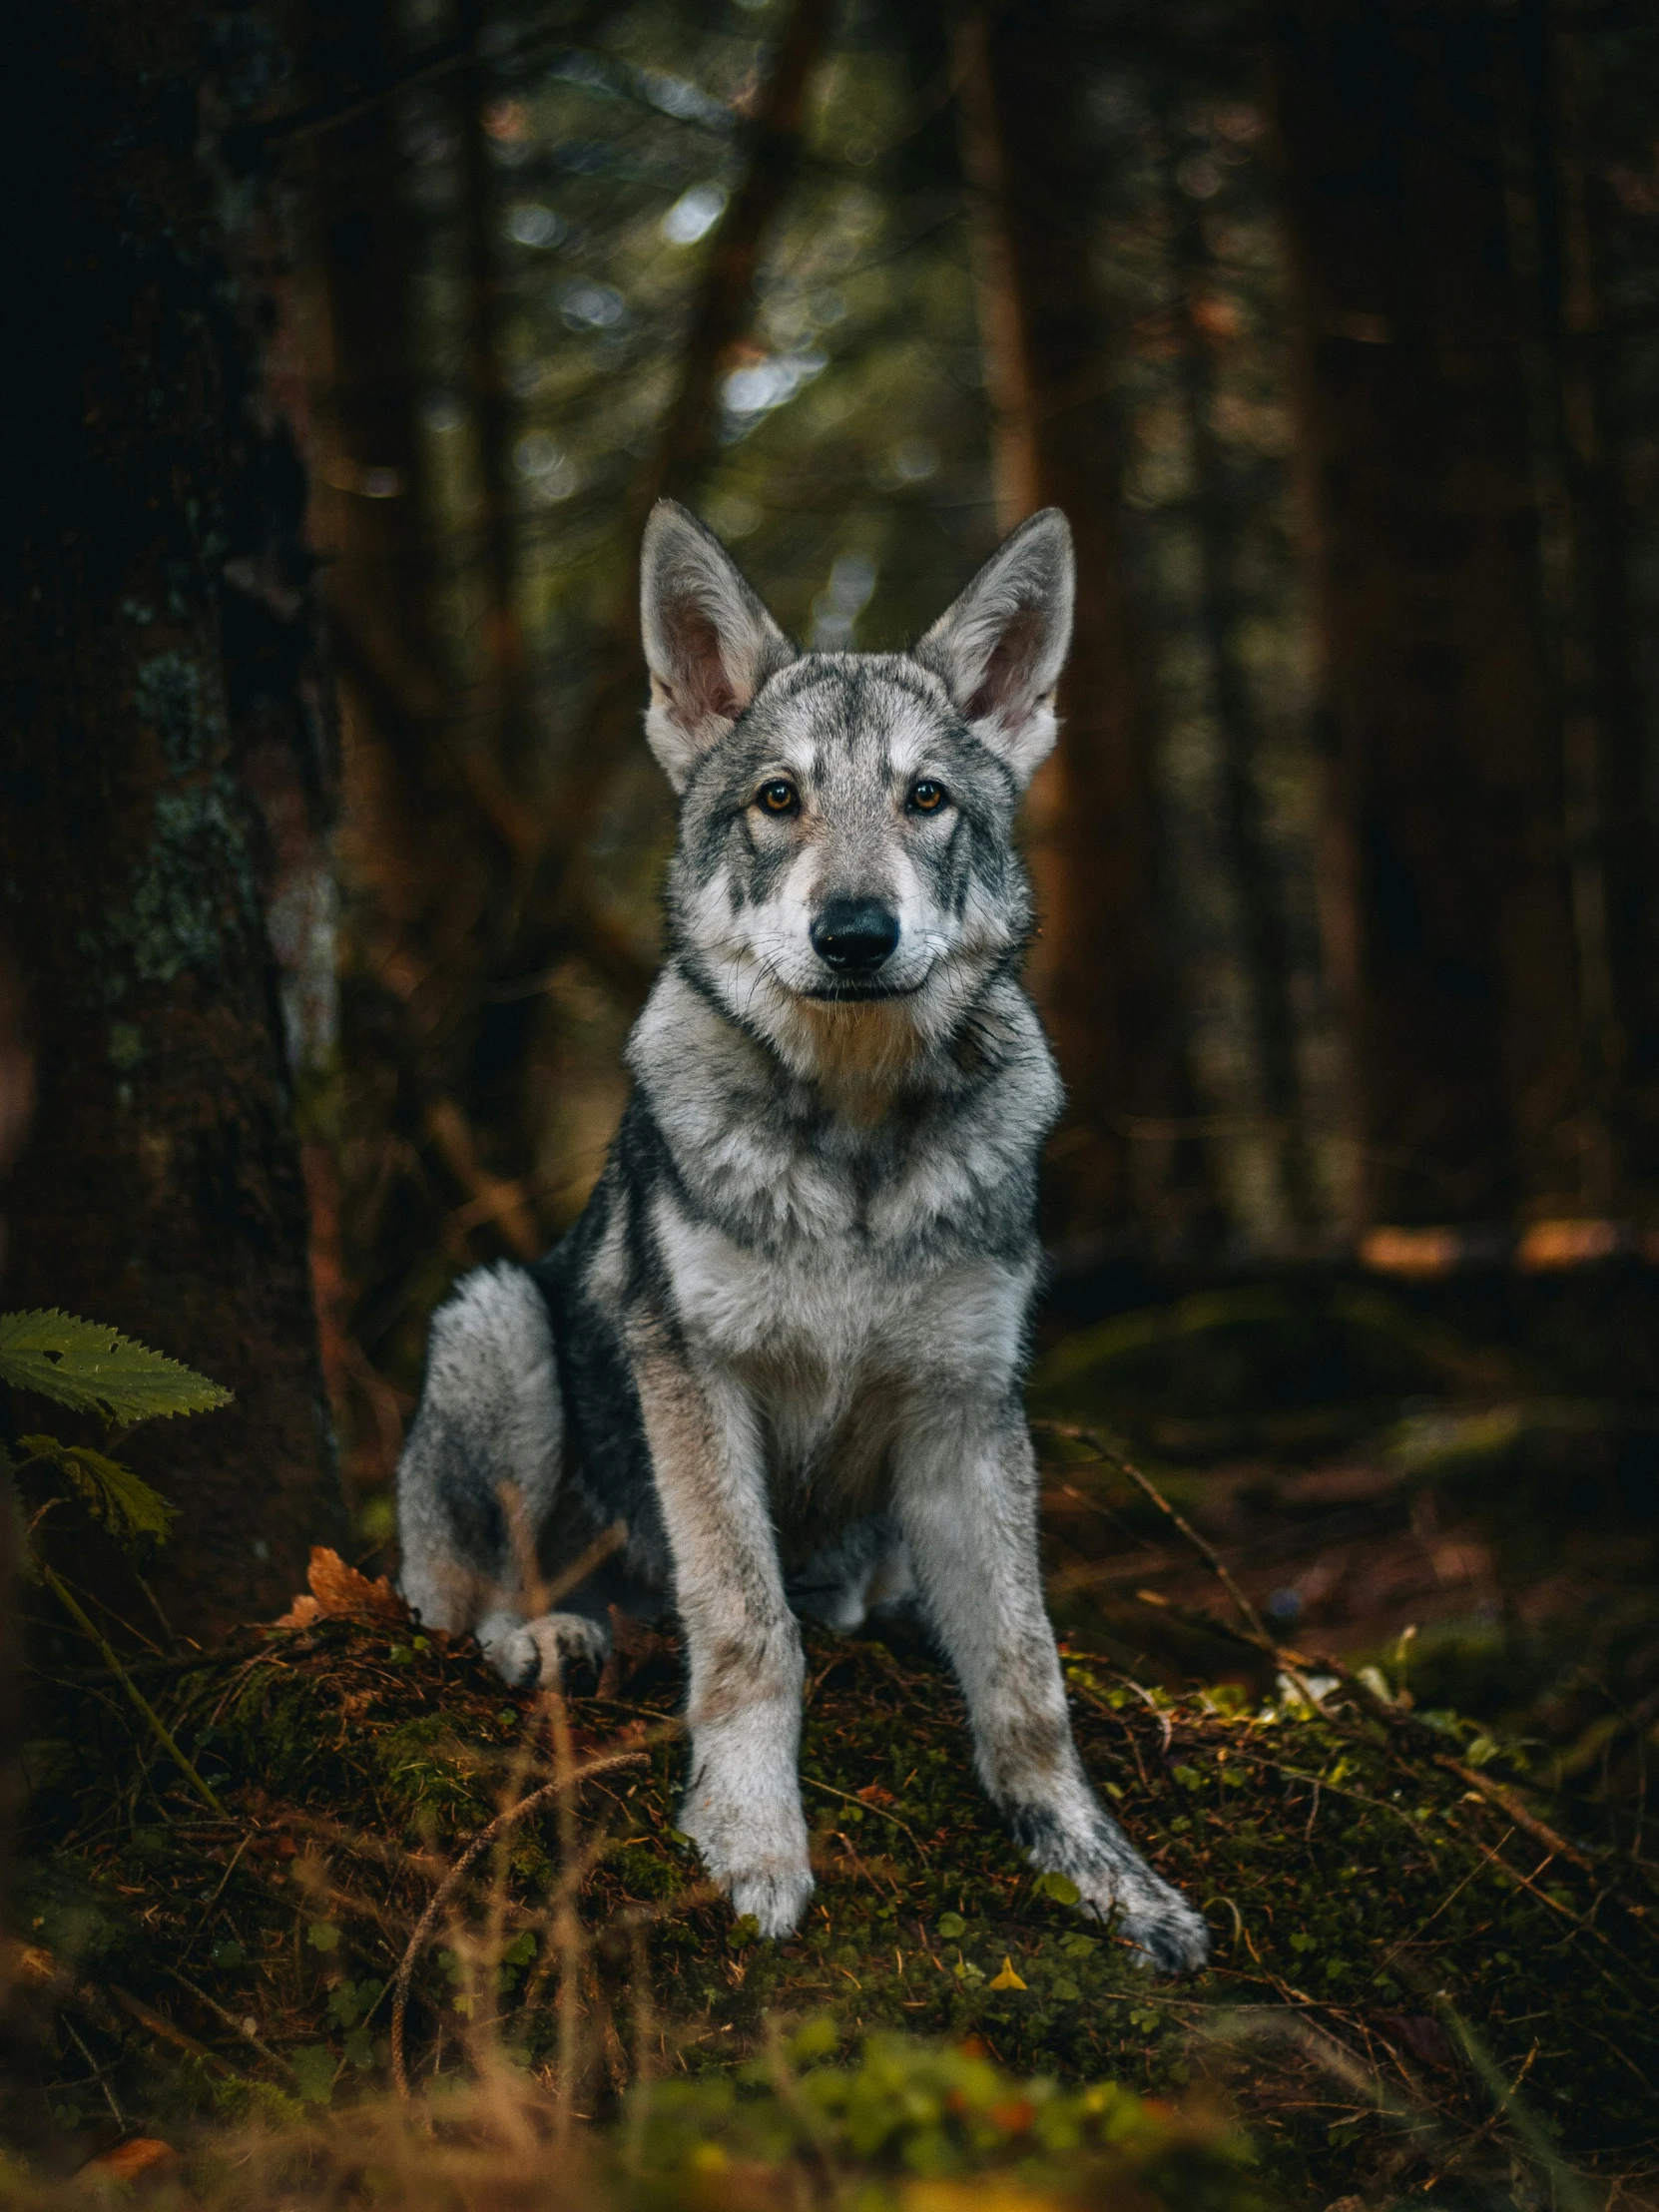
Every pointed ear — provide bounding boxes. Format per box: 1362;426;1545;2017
915;508;1074;786
640;500;792;790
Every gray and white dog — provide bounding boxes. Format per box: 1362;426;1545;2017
395;501;1209;1973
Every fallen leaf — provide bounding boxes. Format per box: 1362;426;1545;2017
275;1547;405;1628
987;1954;1027;1990
8;1941;56;1986
77;2138;176;2187
988;2097;1035;2132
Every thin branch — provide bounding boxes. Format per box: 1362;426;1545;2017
38;1562;223;1814
390;1745;649;2100
1034;1419;1273;1648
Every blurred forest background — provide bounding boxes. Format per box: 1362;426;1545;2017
10;0;1659;1737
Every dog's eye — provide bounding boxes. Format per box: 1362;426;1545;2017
757;779;799;816
907;780;946;814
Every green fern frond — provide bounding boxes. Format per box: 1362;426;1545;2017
15;1435;177;1552
0;1310;231;1424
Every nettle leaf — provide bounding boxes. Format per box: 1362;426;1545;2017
16;1436;177;1551
0;1311;231;1424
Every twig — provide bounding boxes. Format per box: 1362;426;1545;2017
389;1745;648;2099
802;1774;930;1860
163;1966;295;2081
61;2015;125;2128
1034;1421;1273;1647
110;1986;239;2075
1436;1758;1595;1876
38;1562;223;1813
423;1097;542;1261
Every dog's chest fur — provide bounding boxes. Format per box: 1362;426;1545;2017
624;971;1055;1522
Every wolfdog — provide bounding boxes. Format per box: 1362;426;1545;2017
395;501;1209;1972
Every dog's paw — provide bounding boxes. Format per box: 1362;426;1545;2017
1106;1875;1211;1975
480;1610;611;1690
1018;1804;1210;1975
727;1863;816;1940
680;1781;813;1939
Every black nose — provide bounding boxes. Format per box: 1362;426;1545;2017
811;896;899;973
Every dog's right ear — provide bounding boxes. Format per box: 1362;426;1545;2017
640;500;792;791
915;508;1074;787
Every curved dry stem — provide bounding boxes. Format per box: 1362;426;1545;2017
389;1745;649;2101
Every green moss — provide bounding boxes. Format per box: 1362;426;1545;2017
133;653;222;778
18;1617;1659;2205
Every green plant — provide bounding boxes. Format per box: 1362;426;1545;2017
1;1308;232;1807
1;1308;229;1550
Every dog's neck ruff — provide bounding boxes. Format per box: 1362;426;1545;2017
671;945;989;1127
626;964;1056;1277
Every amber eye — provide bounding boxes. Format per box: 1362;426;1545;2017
908;780;946;813
758;779;799;816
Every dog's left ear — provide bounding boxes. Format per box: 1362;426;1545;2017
640;500;792;790
915;508;1074;786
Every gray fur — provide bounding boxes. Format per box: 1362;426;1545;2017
395;503;1210;1973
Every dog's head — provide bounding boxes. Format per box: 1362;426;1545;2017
641;500;1073;1081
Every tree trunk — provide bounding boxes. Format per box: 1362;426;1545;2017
299;0;536;1503
955;1;1178;1251
456;0;533;793
1159;117;1311;1246
0;959;32;2002
1273;0;1586;1227
0;0;342;1633
1507;0;1649;1202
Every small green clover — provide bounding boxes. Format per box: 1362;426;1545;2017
289;2045;337;2105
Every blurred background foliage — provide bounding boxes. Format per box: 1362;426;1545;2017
286;0;1659;1546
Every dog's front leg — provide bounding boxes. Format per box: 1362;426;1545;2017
893;1398;1210;1973
631;1346;811;1938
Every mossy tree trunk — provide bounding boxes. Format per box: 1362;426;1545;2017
1273;0;1588;1227
299;0;541;1510
0;0;342;1632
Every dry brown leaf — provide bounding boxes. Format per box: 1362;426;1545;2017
77;2138;176;2187
274;1546;406;1628
8;1941;56;1987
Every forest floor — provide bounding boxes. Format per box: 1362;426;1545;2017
9;1265;1659;2210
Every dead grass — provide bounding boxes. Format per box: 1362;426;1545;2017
10;1519;1659;2211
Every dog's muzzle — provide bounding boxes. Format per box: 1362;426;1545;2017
810;897;900;979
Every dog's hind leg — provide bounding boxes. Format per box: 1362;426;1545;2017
893;1398;1210;1974
396;1263;612;1687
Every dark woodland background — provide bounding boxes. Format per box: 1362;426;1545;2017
8;0;1659;1777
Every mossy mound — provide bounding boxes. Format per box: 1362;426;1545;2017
15;1598;1659;2207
